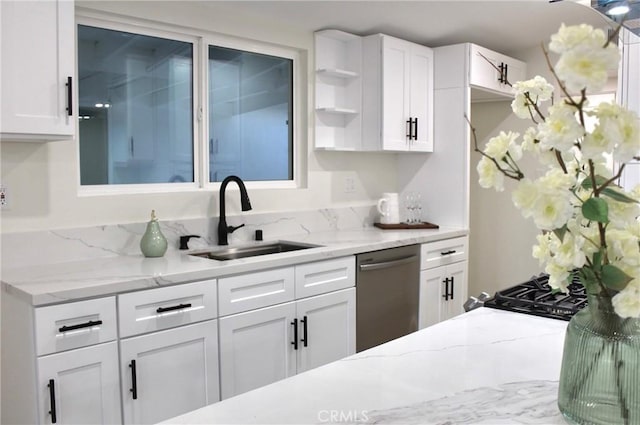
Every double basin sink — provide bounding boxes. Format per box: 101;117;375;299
189;241;321;261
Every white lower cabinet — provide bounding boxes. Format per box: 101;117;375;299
219;287;356;399
37;342;121;425
419;261;468;328
419;237;469;329
119;320;219;424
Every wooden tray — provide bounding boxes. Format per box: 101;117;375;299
374;222;439;230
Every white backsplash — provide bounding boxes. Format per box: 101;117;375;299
1;206;377;269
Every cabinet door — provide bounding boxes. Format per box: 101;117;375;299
296;288;356;373
440;261;469;322
408;45;434;152
37;342;121;425
120;320;219;424
381;36;411;151
219;302;297;399
469;44;525;96
419;267;446;329
0;0;75;140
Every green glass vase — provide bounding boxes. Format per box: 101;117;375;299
558;294;640;425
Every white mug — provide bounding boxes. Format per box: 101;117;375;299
377;192;400;224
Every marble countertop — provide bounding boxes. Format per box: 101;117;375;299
162;307;569;425
1;226;466;306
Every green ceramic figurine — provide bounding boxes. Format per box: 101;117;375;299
140;210;168;257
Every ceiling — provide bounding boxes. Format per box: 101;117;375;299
207;0;615;55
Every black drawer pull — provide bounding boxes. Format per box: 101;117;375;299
291;318;298;350
58;319;103;333
301;316;308;347
156;303;192;313
440;250;456;256
129;360;138;400
48;379;57;423
451;276;455;300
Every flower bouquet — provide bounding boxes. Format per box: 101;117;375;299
473;23;640;425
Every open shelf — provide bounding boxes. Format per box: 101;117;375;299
316;68;359;79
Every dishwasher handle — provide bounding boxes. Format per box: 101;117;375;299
358;255;417;272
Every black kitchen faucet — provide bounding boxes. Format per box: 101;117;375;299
218;175;252;245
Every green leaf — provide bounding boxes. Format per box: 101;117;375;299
582;197;609;223
602;187;639;204
578;267;600;293
553;225;568;242
581;175;609;190
591;249;603;269
601;264;633;291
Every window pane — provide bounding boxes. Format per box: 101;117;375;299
209;46;293;182
77;25;194;185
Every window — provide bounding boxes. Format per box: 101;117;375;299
209;46;293;182
76;18;297;191
77;25;194;185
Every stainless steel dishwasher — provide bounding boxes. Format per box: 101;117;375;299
356;244;420;352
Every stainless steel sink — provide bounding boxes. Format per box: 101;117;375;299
189;241;321;261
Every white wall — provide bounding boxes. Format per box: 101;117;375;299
0;1;398;233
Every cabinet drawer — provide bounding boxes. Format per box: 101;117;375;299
420;236;468;270
35;297;117;356
218;267;295;316
295;257;355;299
118;280;217;338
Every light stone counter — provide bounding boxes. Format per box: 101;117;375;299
1;226;466;306
162;307;569;425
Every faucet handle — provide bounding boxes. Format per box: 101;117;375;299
227;223;245;234
179;234;200;250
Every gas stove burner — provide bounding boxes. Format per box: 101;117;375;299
484;273;587;320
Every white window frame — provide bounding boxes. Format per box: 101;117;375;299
75;10;302;196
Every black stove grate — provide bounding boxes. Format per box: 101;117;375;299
484;274;587;321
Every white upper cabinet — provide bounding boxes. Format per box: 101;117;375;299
0;0;75;141
363;34;434;152
314;30;363;150
469;44;527;101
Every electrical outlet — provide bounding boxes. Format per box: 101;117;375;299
344;177;356;193
0;186;8;210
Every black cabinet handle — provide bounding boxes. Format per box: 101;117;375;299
48;379;57;423
291;318;298;350
130;137;134;157
504;63;508;84
442;277;454;301
440;250;456;256
413;117;418;140
451;276;455;300
301;316;308;347
129;360;138;400
58;319;103;333
406;118;413;139
156;303;192;313
66;76;72;116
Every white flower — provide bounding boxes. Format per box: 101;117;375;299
554;233;587;269
532;233;554;266
606;228;640;268
555;45;619;93
484;131;522;160
612;281;640;318
549;23;607;54
511;76;554;119
591;102;640;163
537;103;583;151
545;260;571;293
549;23;619;93
477;156;504;192
532;192;574;230
512;179;538;218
